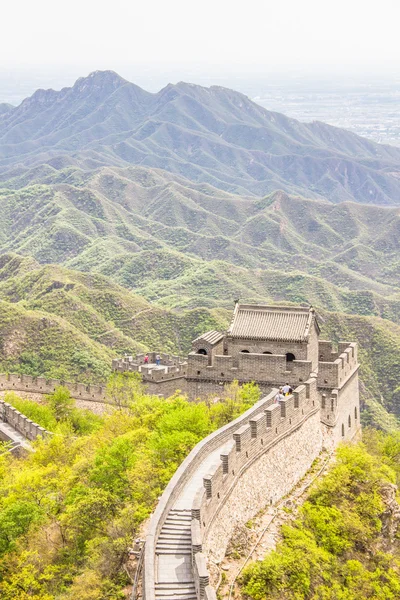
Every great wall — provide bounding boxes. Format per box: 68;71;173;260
0;303;361;599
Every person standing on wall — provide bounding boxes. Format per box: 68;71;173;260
156;354;161;366
282;382;292;396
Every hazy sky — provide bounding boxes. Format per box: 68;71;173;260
3;0;400;71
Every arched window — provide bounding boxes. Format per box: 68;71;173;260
286;353;296;362
348;415;351;428
354;406;358;420
263;351;272;354
197;348;207;355
241;350;250;353
341;423;345;437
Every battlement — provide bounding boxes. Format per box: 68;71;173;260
0;373;106;402
317;342;358;389
189;378;318;598
112;352;187;382
0;398;52;442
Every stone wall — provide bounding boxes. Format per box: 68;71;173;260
0;373;106;403
189;378;321;597
203;410;322;561
144;377;188;397
321;371;361;447
0;398;52;442
187;352;312;391
186;379;272;400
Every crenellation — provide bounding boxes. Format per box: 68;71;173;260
265;403;281;428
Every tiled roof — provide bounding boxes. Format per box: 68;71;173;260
192;330;224;346
227;304;317;342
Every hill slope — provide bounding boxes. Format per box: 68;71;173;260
1;71;400;204
0;169;399;323
0;254;227;381
0;254;399;423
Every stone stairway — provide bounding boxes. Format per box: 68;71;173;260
156;509;196;600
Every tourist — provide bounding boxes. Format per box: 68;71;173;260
144;354;149;365
274;388;284;403
156;354;161;366
282;382;292;396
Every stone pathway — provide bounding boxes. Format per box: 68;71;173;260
155;441;232;598
0;421;31;451
156;509;196;600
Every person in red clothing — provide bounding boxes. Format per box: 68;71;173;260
144;354;149;365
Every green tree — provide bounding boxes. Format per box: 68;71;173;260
105;371;145;410
45;386;75;422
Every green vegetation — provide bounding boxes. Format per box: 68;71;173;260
0;254;399;424
5;387;103;435
241;431;400;600
0;379;259;599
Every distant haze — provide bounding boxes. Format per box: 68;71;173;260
3;0;400;70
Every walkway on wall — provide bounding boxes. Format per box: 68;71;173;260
0;420;31;452
155;441;233;599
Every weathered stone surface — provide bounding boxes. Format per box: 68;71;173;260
203;411;322;562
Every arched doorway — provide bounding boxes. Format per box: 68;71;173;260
197;348;207;355
263;351;272;354
240;350;250;353
286;353;296;362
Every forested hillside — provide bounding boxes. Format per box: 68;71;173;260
0;72;399;425
241;432;400;600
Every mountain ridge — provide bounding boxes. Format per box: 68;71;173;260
1;71;400;204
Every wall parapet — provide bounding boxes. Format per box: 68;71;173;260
143;388;279;600
317;343;358;389
112;353;187;382
0;373;106;403
190;378;319;598
0;398;52;442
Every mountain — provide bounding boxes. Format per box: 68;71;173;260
1;71;400;204
0;166;399;322
0;103;13;115
1;71;400;426
0;254;227;382
0;254;398;425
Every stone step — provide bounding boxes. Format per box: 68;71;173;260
155;595;196;600
156;548;192;556
165;516;192;523
156;583;195;590
158;533;191;540
155;596;196;600
155;589;196;597
162;521;190;531
169;508;191;513
156;543;192;551
167;511;191;515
